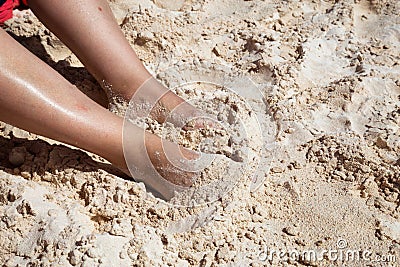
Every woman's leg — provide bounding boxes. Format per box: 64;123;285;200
0;29;196;186
27;0;199;124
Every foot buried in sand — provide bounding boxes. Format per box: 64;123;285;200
123;120;241;204
144;132;200;187
153;97;218;131
106;76;217;131
122;77;263;206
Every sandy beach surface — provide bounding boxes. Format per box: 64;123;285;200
1;0;399;266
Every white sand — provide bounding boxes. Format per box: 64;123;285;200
1;0;399;266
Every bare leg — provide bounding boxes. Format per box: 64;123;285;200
0;29;197;186
27;0;202;125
